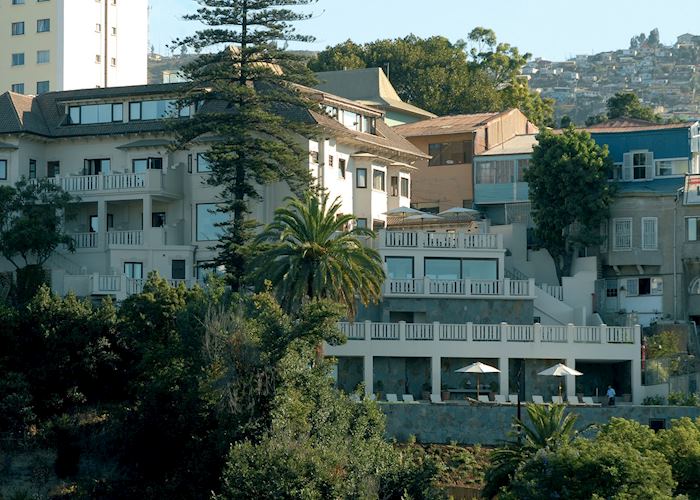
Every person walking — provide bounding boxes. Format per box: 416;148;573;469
607;385;616;406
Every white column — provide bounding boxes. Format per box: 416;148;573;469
364;355;373;397
499;357;509;396
566;357;576;399
97;199;107;250
431;356;441;399
142;195;152;246
632;324;643;404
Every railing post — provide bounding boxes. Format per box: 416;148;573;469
504;278;511;297
364;320;372;341
501;322;508;343
600;323;608;344
433;321;440;343
567;323;575;343
528;278;536;297
496;233;503;248
534;322;542;344
424;276;430;295
464;278;471;296
399;321;406;341
634;324;641;346
467;322;473;342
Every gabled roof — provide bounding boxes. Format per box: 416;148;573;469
476;134;538;156
314;68;436;119
393;110;511;137
584;117;697;133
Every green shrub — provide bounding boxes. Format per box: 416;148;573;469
657;417;700;497
642;395;666;405
0;372;35;440
668;392;700;406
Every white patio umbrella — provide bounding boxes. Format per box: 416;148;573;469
404;212;443;225
537;363;583;400
438;207;480;216
383;206;424;225
456;361;501;399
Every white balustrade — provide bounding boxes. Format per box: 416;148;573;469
339;322;366;340
384;278;532;298
385;231;418;247
370;323;400;340
462;233;498;249
107;230;143;246
470;280;501;295
508;279;531;296
380;231;500;249
405;323;433;340
43;173;150;193
73;232;97;248
574;326;601;343
438;323;469;341
97;275;121;292
506;324;533;342
541;284;564;301
103;173;147;190
541;325;568;342
608;326;634;343
424;232;457;248
429;279;466;295
126;278;145;295
472;324;501;341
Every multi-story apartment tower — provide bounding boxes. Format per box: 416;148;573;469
0;0;147;95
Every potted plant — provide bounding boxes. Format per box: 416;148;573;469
375;380;384;401
421;383;431;401
441;384;450;401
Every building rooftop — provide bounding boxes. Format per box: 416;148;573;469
584;118;697;133
476;134;538;156
393;110;513;137
314;68;436;120
616;177;685;194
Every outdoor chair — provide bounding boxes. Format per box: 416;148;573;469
494;395;511;405
532;395;545;404
402;394;416;403
582;396;602;407
430;394;444;404
508;394;519;404
385;393;398;403
567;395;585;406
552;395;563;404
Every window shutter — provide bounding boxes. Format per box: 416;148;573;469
622;153;633;181
626;278;639;296
642;217;658;250
646;151;654;179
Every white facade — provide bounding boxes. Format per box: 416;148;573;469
0;0;147;94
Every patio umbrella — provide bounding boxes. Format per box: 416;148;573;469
404;212;443;228
438;207;480;216
537;363;583;400
456;362;501;399
383;206;424;225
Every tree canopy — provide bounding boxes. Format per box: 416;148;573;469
309;28;554;127
585;91;660;125
525;127;614;281
170;0;318;290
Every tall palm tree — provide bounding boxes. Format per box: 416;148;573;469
251;192;385;318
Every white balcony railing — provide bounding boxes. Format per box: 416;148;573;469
72;232;97;248
338;321;638;345
107;230;143;247
381;230;502;250
46;173;148;193
384;278;534;298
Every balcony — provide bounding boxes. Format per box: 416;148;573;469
384;278;535;299
90;274;195;299
380;230;502;250
71;230;144;249
43;170;182;197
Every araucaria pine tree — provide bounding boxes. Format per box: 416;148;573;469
171;0;318;290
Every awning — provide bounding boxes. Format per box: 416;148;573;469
116;139;173;150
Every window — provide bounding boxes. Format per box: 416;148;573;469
187;154;192;173
688;217;700;241
12;0;25;4
47;161;59;178
390;176;399;196
36;50;49;64
68;103;123;124
356;168;367;188
475;160;516;184
28;159;36;179
690;278;700;295
196;203;227;241
462;259;498;279
36;81;49;94
124;262;143;279
309;151;318;164
400;177;409;197
372;169;385;191
623;151;653;180
196;261;225;281
356;218;367;229
613;218;632;251
11;53;24;66
89;214;113;233
428;141;473;166
606;280;618;297
609;162;622;180
95;23;102;32
196;153;211;173
625;277;663;296
152;212;166;228
95;54;101;64
110;57;116;67
36;19;50;32
386;257;414;279
171;260;186;280
338;158;346;179
129;100;189;120
655;158;689;177
362;115;376;134
641;217;658;250
516;159;529;182
425;258;461;280
11;22;25;36
0;160;6;180
84;158;110;175
111;26;117;36
328;155;334;167
11;83;24;93
132;157;162;173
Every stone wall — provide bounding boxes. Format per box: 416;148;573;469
381;403;700;445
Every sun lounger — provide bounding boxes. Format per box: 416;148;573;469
430;394;444;404
494;395;512;405
508;394;519;404
552;395;563;404
402;394;416;403
567;395;585;406
532;395;545;404
386;393;398;403
582;396;602;407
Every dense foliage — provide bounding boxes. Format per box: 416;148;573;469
525;127;614;281
585;91;661;125
309;28;554;127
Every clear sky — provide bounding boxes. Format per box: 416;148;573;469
149;0;698;61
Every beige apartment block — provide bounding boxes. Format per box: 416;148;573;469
0;83;426;298
0;0;147;95
394;109;537;212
